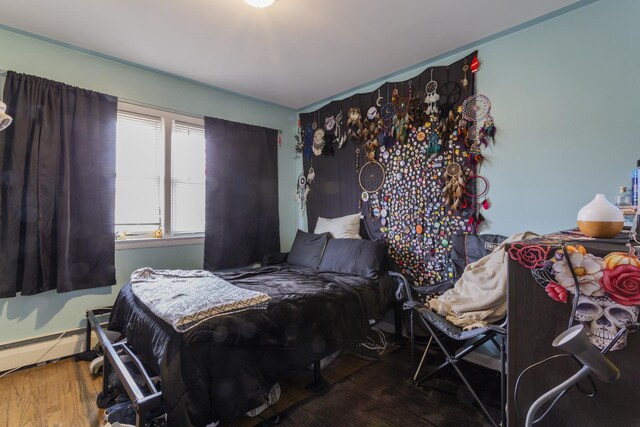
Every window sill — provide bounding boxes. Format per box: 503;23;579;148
115;235;204;250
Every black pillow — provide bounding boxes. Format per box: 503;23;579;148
319;239;387;279
287;230;331;269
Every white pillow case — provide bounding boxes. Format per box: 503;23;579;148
314;213;362;239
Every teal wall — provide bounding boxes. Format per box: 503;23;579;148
0;28;300;343
301;0;638;237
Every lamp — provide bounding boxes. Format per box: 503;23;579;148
244;0;275;8
0;101;12;131
525;325;620;427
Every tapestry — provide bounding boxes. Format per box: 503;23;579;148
299;51;495;286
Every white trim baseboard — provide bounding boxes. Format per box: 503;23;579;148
0;331;98;373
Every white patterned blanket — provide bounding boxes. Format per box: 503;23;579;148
130;267;271;333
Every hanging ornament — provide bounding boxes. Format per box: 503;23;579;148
303;123;313;159
442;162;465;210
294;173;310;213
479;115;496;145
294;118;304;157
394;82;408;117
470;55;480;73
376;89;384;107
461;59;469;90
307;167;316;184
346;107;364;142
312;128;325;156
333;110;347;148
424;69;440;115
461;94;491;122
324;114;335;132
367;106;378;120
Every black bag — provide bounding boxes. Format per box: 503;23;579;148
450;234;507;280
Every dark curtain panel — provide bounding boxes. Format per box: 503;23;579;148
0;72;117;297
204;117;279;270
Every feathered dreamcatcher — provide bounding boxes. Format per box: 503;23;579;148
294;167;316;213
346;107;364;142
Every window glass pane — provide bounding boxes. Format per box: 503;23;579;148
172;122;205;234
115;111;163;236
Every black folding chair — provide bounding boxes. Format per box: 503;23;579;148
394;267;507;427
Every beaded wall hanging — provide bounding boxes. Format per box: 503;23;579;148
299;52;497;287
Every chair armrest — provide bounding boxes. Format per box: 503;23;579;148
389;271;413;304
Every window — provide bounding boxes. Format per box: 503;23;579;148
115;103;205;242
171;122;206;234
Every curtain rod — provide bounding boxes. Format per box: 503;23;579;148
0;68;204;120
0;69;284;132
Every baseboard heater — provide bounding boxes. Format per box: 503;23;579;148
0;312;111;374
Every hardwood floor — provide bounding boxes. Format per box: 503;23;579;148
0;352;372;427
0;358;104;427
0;345;499;427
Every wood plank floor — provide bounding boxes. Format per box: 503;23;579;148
0;352;372;427
0;358;104;427
0;346;499;427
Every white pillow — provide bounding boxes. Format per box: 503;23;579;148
314;213;362;239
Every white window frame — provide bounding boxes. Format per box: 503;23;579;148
115;101;205;250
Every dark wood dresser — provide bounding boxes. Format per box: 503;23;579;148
507;232;640;426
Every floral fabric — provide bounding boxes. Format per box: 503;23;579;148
508;234;640;350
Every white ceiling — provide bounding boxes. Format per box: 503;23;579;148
0;0;579;110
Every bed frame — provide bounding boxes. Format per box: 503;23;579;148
86;274;407;427
88;311;163;426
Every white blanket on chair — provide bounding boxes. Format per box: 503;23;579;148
428;232;537;329
130;267;271;332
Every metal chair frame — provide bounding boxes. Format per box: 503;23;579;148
393;272;507;427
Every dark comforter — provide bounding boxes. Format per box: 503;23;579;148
108;264;396;426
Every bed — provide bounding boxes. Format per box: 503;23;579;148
94;233;402;426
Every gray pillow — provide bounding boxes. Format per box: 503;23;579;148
319;239;387;279
287;230;331;269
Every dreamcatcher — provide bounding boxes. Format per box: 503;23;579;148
462;174;490;231
461;94;491;122
294;167;316;213
380;86;396;146
346;107;364;142
442;162;465;210
295;173;309;213
359;156;386;216
312;128;325;156
294;118;304;157
333;110;347;148
424;69;440;115
394;82;409;117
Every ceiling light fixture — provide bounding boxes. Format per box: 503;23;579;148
244;0;275;8
0;101;12;132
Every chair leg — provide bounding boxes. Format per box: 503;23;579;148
412;335;433;382
410;310;415;373
416;320;499;427
449;358;498;427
